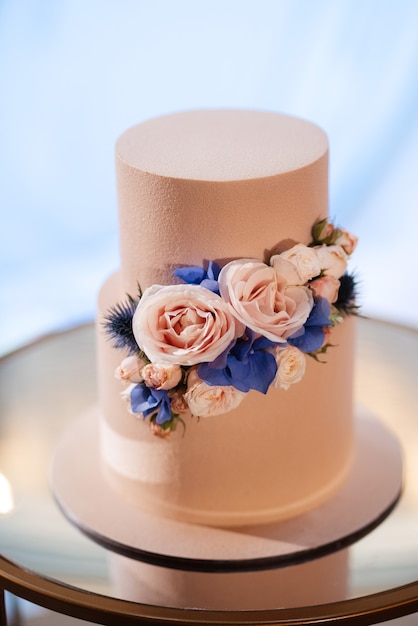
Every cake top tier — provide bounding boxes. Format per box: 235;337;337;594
116;110;328;182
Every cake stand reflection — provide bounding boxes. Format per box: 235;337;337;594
0;317;417;624
50;406;402;610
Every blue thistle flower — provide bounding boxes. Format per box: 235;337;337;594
335;272;359;316
103;294;139;355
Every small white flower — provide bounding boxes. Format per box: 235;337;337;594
274;346;306;390
184;369;246;417
120;383;137;412
314;245;348;279
271;243;321;284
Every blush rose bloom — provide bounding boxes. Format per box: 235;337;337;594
115;355;146;384
313;219;335;242
271;244;321;285
141;363;182;390
218;259;313;343
314;245;348;278
309;275;341;304
274;346;306;390
184;369;246;417
169;390;190;414
132;284;243;366
334;229;358;255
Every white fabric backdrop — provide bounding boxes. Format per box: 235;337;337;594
1;0;418;354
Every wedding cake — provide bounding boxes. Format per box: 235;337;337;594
97;109;358;527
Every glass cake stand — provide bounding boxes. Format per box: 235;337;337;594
0;317;417;625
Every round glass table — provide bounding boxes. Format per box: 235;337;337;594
0;317;417;624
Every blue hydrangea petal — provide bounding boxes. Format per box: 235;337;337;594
199;346;277;394
288;297;332;354
207;261;221;281
155;395;172;424
226;351;277;393
226;357;253;391
200;278;220;294
129;385;172;423
287;325;305;339
245;351;277;393
173;266;206;284
306;297;332;327
142;404;159;418
289;327;325;353
252;335;278;351
198;362;232;387
174;262;221;293
229;331;277;363
233;339;252;361
130;384;156;414
205;339;237;369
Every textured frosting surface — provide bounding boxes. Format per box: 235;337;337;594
116;109;327;180
98;110;354;526
115;110;329;295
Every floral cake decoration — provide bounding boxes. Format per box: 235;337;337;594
105;218;358;437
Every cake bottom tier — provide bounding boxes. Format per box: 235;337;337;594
97;272;355;527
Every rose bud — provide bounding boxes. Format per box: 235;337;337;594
314;245;348;278
170;390;190;414
333;229;358;255
115;355;146;383
309;275;341;303
141;363;182;391
312;218;335;243
150;422;173;438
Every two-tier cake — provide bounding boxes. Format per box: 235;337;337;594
97;109;358;527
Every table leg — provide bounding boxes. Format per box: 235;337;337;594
0;589;6;626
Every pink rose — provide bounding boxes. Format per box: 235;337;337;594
169;390;190;415
218;259;313;343
141;363;182;390
115;355;146;383
132;284;243;366
271;244;321;285
312;218;335;243
309;275;341;303
314;245;348;278
274;346;306;390
334;229;358;255
184;369;246;417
